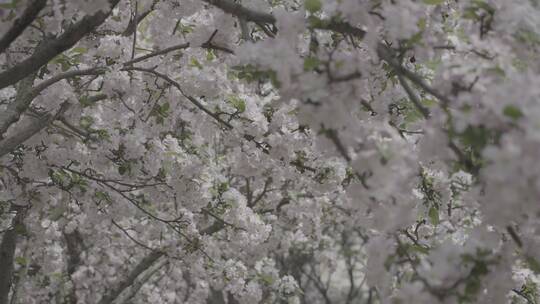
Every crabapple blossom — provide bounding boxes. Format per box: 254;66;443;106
1;0;539;303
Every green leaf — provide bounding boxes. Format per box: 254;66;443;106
464;278;482;297
49;205;65;221
424;59;441;70
96;129;110;140
206;49;216;61
150;102;170;123
227;96;246;113
231;64;281;88
51;170;65;185
174;22;194;35
80;116;94;129
417;18;427;31
474;0;495;14
50;54;74;71
512;58;528;72
487;66;506;77
423;0;445;4
403;31;424;48
15;257;27;266
412;244;430;254
526;256;540;274
218;182;229;193
0;0;20;10
13;223;27;236
428;206;439;226
259;274;275;285
515;28;540;46
307;15;326;28
189;57;203;69
79;95;99;108
118;163;130;176
50;272;63;279
268;70;280;88
384;254;396;270
160;102;170;113
303;57;320;71
95;191;111;202
404;107;423;124
421;99;437;107
305;0;322;13
503;105;523;120
460;125;491;152
70;47;87;55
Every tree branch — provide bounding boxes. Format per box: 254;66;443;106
0;207;27;304
63;229;85;304
0;0;47;54
123;43;190;66
0;101;70;158
99;217;228;304
312;19;366;39
7;241;29;304
97;251;165;304
202;0;276;24
377;43;451;105
512;288;535;304
202;0;366;39
122;0;158;36
0;67;105;141
0;73;37;139
0;0;121;90
124;66;234;129
323;128;351;162
31;67;107;96
397;74;430;119
115;258;169;304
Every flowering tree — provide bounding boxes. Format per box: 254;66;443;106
1;0;539;303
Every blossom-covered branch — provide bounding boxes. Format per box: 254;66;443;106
0;0;121;90
0;0;47;54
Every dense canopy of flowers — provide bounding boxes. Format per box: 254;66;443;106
1;0;539;303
